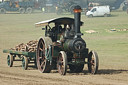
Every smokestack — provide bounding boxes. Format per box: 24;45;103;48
73;5;82;38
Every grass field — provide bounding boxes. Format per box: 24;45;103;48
0;11;128;85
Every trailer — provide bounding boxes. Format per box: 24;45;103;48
3;49;36;70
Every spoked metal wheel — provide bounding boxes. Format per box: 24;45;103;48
57;51;67;75
36;37;52;73
22;56;28;70
88;51;99;74
7;54;13;67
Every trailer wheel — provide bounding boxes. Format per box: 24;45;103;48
22;56;28;70
36;37;52;73
57;51;67;75
26;7;33;14
88;51;99;74
69;64;84;73
0;8;6;14
19;8;25;14
7;54;13;67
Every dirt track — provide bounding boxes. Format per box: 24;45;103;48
0;52;128;85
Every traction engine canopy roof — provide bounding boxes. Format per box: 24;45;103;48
35;17;83;27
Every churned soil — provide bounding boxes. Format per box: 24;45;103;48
0;52;128;85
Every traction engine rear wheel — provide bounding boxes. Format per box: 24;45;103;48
88;51;99;74
36;37;52;73
57;51;67;75
7;54;13;67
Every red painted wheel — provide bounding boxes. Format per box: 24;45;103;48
88;51;99;74
36;37;52;73
57;51;67;75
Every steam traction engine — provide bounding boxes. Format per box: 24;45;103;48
35;5;99;75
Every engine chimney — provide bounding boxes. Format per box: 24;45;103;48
73;5;82;38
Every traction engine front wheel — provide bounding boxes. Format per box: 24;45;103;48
57;51;67;75
88;51;99;74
